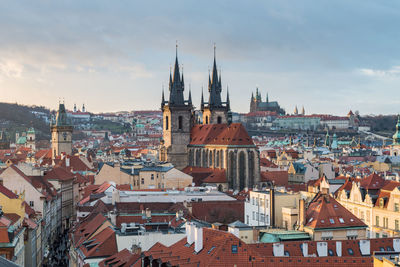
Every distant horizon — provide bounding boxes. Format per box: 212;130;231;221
1;100;399;117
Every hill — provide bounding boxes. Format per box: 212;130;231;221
0;102;51;141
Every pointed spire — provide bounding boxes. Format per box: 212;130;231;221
226;86;230;110
251;92;254;102
188;84;192;105
168;43;185;105
201;87;205;109
266;92;269;103
161;87;165;108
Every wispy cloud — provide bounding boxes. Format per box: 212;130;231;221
359;66;400;77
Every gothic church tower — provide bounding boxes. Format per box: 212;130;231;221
201;46;230;125
159;46;194;170
51;102;73;159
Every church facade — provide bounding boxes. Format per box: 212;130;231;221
160;47;260;190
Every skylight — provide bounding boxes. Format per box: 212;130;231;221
208;246;216;254
339;218;345;223
329;218;335;224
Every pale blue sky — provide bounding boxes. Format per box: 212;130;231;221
0;0;400;115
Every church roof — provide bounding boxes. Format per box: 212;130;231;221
189;123;254;146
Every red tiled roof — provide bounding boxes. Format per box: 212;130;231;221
98;248;141;267
260;158;278;168
191;201;244;224
78;226;118;259
0;184;18;199
203;169;227;184
3;213;20;225
190;123;254;146
260;171;288;186
305;193;366;230
360;173;385;190
44;166;75;181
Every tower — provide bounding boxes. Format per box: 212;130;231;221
51;102;73;159
391;115;400;156
159;45;194;170
201;45;230;125
26;127;36;151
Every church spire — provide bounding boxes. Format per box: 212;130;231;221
168;43;185;106
208;44;222;108
226;86;230;110
266;92;269;103
201;87;205;109
161;87;165;108
188;85;192;105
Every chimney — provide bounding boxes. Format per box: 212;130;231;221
301;243;308;257
336;241;342;257
359;240;370;256
111;189;120;205
194;226;203;253
394;239;400;252
270;188;275;227
186;222;194;245
273;243;284;256
145;208;151;218
317;242;327;257
299;198;306;230
109;210;116;225
66;157;70;167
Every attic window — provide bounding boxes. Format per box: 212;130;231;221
328;249;334;256
308;217;313;223
339;218;345;223
350;219;354;222
284;251;290;256
347;248;354;255
329;219;335;224
231;245;238;254
208;246;216;254
320;220;325;224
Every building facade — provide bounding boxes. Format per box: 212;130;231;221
160;47;260;190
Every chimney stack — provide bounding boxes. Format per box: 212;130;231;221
299;198;306;230
270;188;275;227
194;226;203;253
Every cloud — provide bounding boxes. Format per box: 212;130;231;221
359;66;400;77
0;60;24;79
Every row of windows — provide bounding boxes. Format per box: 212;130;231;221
165;116;183;130
251;196;269;207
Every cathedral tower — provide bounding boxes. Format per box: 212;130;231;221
159;46;194;170
51;102;73;159
201;46;230;125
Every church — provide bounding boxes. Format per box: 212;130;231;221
159;47;260;191
249;88;285;115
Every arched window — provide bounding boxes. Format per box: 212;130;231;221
206;116;209;124
178;116;183;130
217;116;222;124
165;116;169;130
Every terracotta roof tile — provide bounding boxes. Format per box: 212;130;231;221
190;123;254;146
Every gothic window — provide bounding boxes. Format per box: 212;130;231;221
178;116;183;130
238;151;246;190
165;116;169;130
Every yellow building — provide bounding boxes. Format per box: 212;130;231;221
336;173;400;238
0;183;25;220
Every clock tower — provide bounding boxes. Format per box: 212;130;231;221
51;102;73;159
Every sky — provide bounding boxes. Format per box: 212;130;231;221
0;1;400;115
